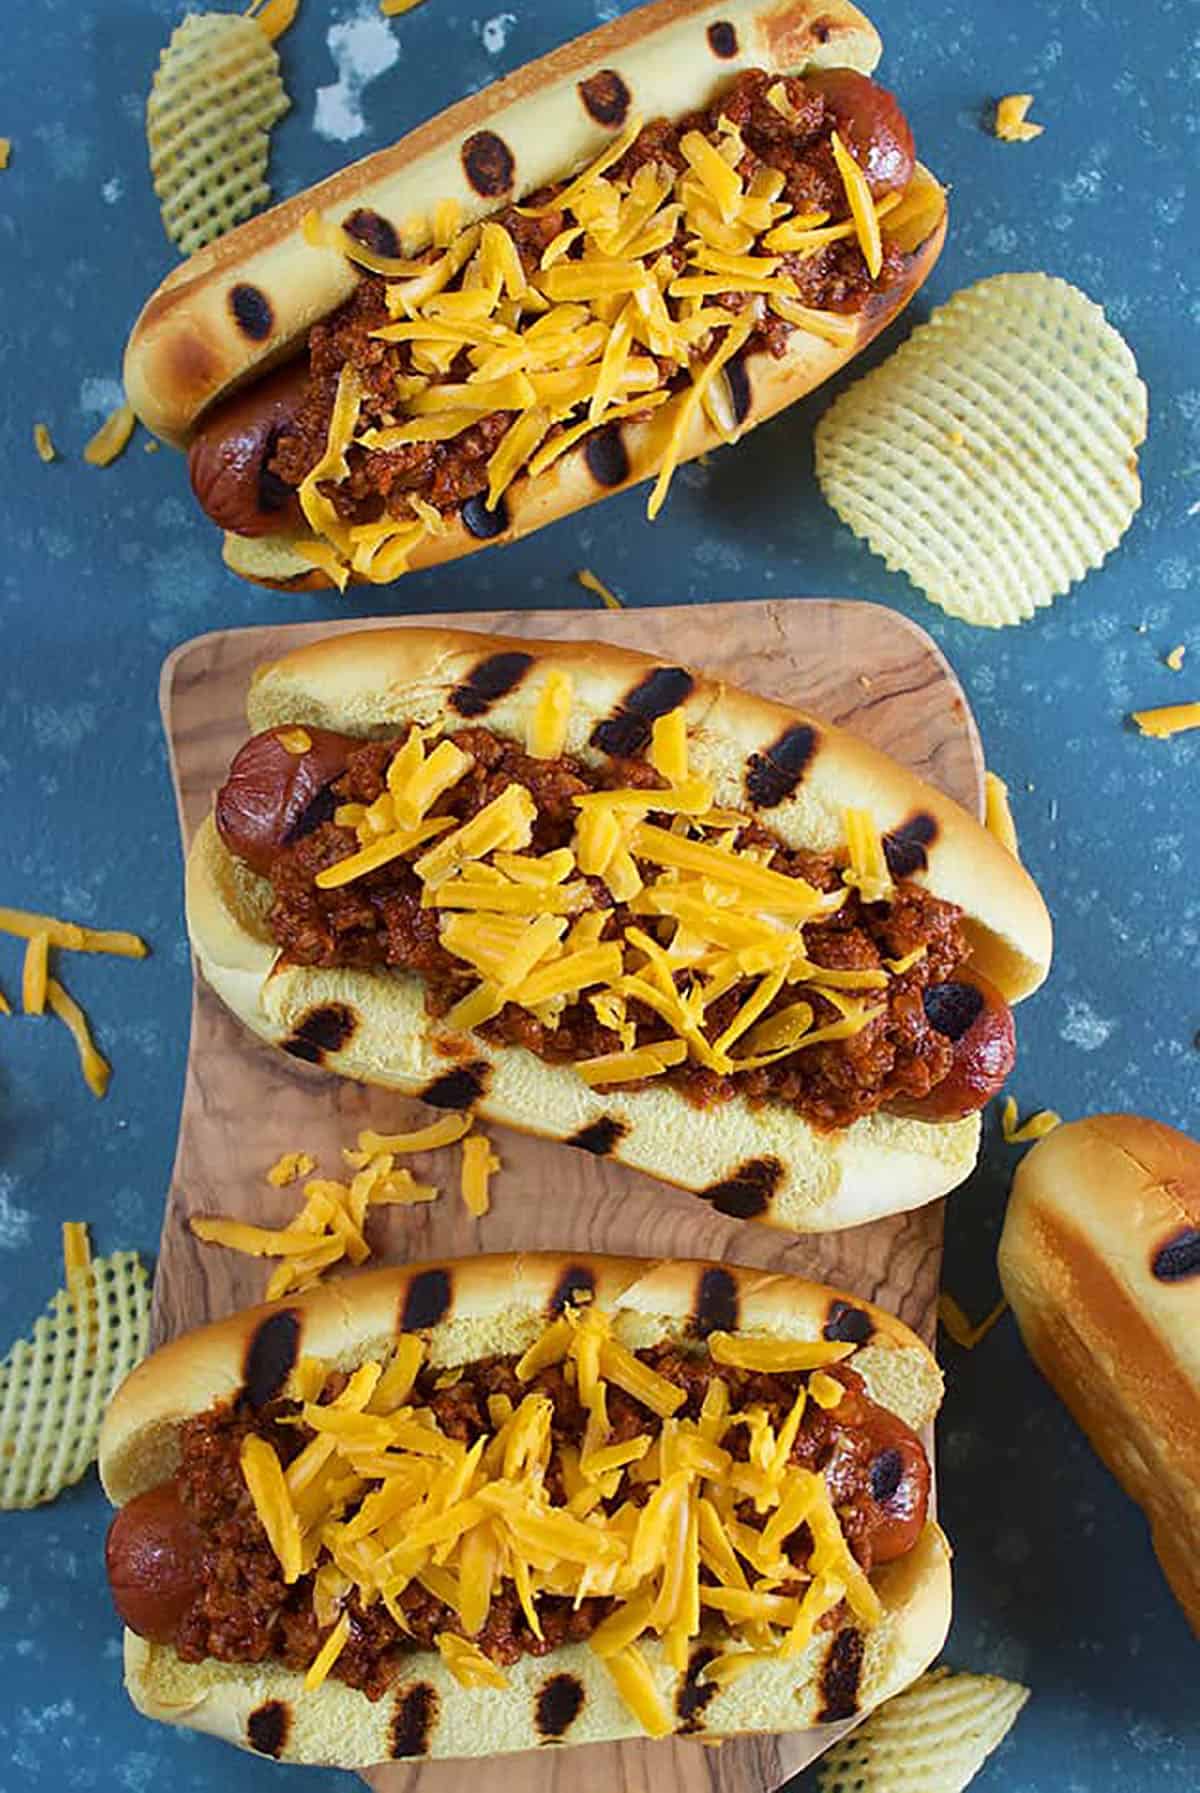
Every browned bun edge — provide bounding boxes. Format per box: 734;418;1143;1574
101;1251;951;1765
124;0;884;445
998;1114;1200;1636
217;211;945;592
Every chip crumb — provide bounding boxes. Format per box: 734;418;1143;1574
818;1665;1029;1792
0;1250;150;1509
1001;1095;1062;1143
938;1293;1008;1352
1164;644;1186;671
266;1150;316;1188
84;400;136;468
144;439;160;453
577;567;623;610
1131;701;1200;739
993;93;1044;142
33;423;57;464
858;673;872;690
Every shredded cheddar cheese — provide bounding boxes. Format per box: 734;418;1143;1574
1165;645;1186;672
0;139;9;170
83;401;136;467
460;1132;499;1217
1000;1097;1062;1143
292;97;924;582
231;1299;887;1735
33;423;57;464
46;978;110;1097
379;0;426;14
993;94;1044;143
62;1220;93;1321
0;985;10;1016
0;907;147;957
22;931;49;1015
247;0;300;40
577;567;623;610
1131;702;1200;739
938;1293;1009;1351
266;1151;316;1187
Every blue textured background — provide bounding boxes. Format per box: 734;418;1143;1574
1;0;1197;1786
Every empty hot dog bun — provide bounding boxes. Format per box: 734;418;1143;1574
999;1114;1200;1637
122;0;947;590
186;627;1052;1234
99;1251;952;1765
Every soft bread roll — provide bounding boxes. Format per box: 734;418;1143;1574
998;1114;1200;1636
120;0;946;589
187;627;1053;1234
99;1251;952;1765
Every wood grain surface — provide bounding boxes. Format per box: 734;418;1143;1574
156;598;983;1793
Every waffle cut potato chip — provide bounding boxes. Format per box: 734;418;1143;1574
814;274;1147;626
0;1250;150;1508
147;11;290;257
818;1665;1030;1792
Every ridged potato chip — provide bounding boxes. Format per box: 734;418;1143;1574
815;274;1147;627
147;12;290;257
818;1665;1030;1792
0;1250;150;1508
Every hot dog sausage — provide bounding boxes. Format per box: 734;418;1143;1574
105;1479;205;1644
187;360;309;537
805;67;915;195
892;969;1016;1122
215;726;357;875
822;1371;931;1566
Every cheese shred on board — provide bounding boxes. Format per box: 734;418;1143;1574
231;1301;889;1735
291;101;931;581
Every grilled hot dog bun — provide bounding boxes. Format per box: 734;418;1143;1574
186;627;1052;1234
999;1114;1200;1637
99;1252;952;1765
122;0;946;589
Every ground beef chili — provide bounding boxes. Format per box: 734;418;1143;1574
266;68;914;529
250;724;967;1133
131;1344;928;1697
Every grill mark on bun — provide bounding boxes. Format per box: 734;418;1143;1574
462;130;514;197
676;1645;720;1731
344;207;401;260
421;1060;490;1110
230;283;273;341
401;1269;453;1332
247;1699;290;1758
923;981;984;1041
590;665;695;757
460;492;509;538
567;1115;628;1156
578;69;631;127
883;812;938;878
1151;1228;1200;1282
694;1266;739;1337
824;1299;874;1344
707;20;738;57
282;1002;358;1064
583;423;630;487
243;1309;301;1408
449;650;535;717
698;1155;782;1219
745;723;818;808
550;1263;596;1314
535;1672;585;1739
390;1683;438;1758
818;1626;863;1721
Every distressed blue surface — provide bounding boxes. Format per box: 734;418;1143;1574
1;0;1198;1787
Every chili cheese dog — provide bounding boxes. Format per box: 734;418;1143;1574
99;1252;952;1764
186;627;1052;1233
999;1114;1200;1637
123;0;947;590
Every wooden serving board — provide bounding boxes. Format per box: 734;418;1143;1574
156;598;982;1793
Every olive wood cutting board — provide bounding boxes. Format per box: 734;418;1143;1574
156;598;983;1793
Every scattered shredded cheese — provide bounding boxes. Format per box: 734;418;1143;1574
246;0;300;41
61;1220;93;1321
33;423;57;464
379;0;426;14
993;94;1044;143
46;977;111;1098
984;771;1019;857
22;932;50;1015
0;906;147;957
0;986;10;1016
938;1293;1009;1351
577;567;623;610
1000;1096;1062;1143
460;1132;499;1217
266;1151;316;1187
1131;702;1200;739
83;401;136;468
1164;645;1186;672
0;139;10;170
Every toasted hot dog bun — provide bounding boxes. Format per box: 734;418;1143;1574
186;627;1052;1233
121;0;946;590
99;1251;952;1765
999;1114;1200;1637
